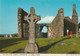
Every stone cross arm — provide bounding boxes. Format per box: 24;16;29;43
24;15;41;23
24;16;31;23
34;15;41;23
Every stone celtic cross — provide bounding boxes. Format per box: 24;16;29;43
24;7;41;53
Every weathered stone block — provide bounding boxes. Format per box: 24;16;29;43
24;43;39;53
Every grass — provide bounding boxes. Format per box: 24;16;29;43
0;37;28;53
48;35;80;54
0;35;80;53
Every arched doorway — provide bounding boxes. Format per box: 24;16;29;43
41;26;48;38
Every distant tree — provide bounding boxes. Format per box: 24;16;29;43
12;33;18;37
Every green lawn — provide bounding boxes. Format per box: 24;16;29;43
0;35;80;53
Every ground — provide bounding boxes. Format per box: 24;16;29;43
0;34;80;53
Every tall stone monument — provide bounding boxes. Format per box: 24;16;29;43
24;7;41;53
72;4;78;37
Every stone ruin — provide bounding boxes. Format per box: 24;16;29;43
0;34;17;37
78;23;80;32
5;34;9;37
18;4;78;38
24;7;40;53
9;34;12;37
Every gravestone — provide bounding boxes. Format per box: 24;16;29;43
9;34;12;37
79;28;80;32
24;7;41;53
71;42;76;45
58;43;66;46
48;40;53;43
5;34;8;37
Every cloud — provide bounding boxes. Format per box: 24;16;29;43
78;17;80;19
69;16;80;23
70;16;80;23
69;16;72;19
78;17;80;23
37;16;80;23
37;16;55;24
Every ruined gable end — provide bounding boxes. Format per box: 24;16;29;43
18;8;29;38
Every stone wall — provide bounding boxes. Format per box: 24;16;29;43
47;8;64;38
18;4;78;38
78;23;80;30
47;4;78;38
64;17;76;35
18;8;29;38
72;4;78;37
36;24;48;38
64;4;78;36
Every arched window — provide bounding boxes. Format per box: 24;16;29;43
41;26;48;33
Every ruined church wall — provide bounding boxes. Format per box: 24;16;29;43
64;4;78;37
36;24;46;38
48;8;64;38
64;18;76;35
18;4;78;38
49;4;78;38
72;4;78;37
64;4;78;36
23;21;29;38
47;25;53;38
18;8;28;38
36;24;41;38
18;8;23;38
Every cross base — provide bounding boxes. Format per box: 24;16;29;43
24;42;39;53
76;33;79;38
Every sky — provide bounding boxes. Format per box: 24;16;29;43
0;0;80;34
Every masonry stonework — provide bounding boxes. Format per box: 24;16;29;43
18;4;78;38
24;7;41;53
47;8;64;38
18;8;29;38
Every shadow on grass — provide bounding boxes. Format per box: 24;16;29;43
39;37;71;53
68;51;78;54
0;37;28;49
